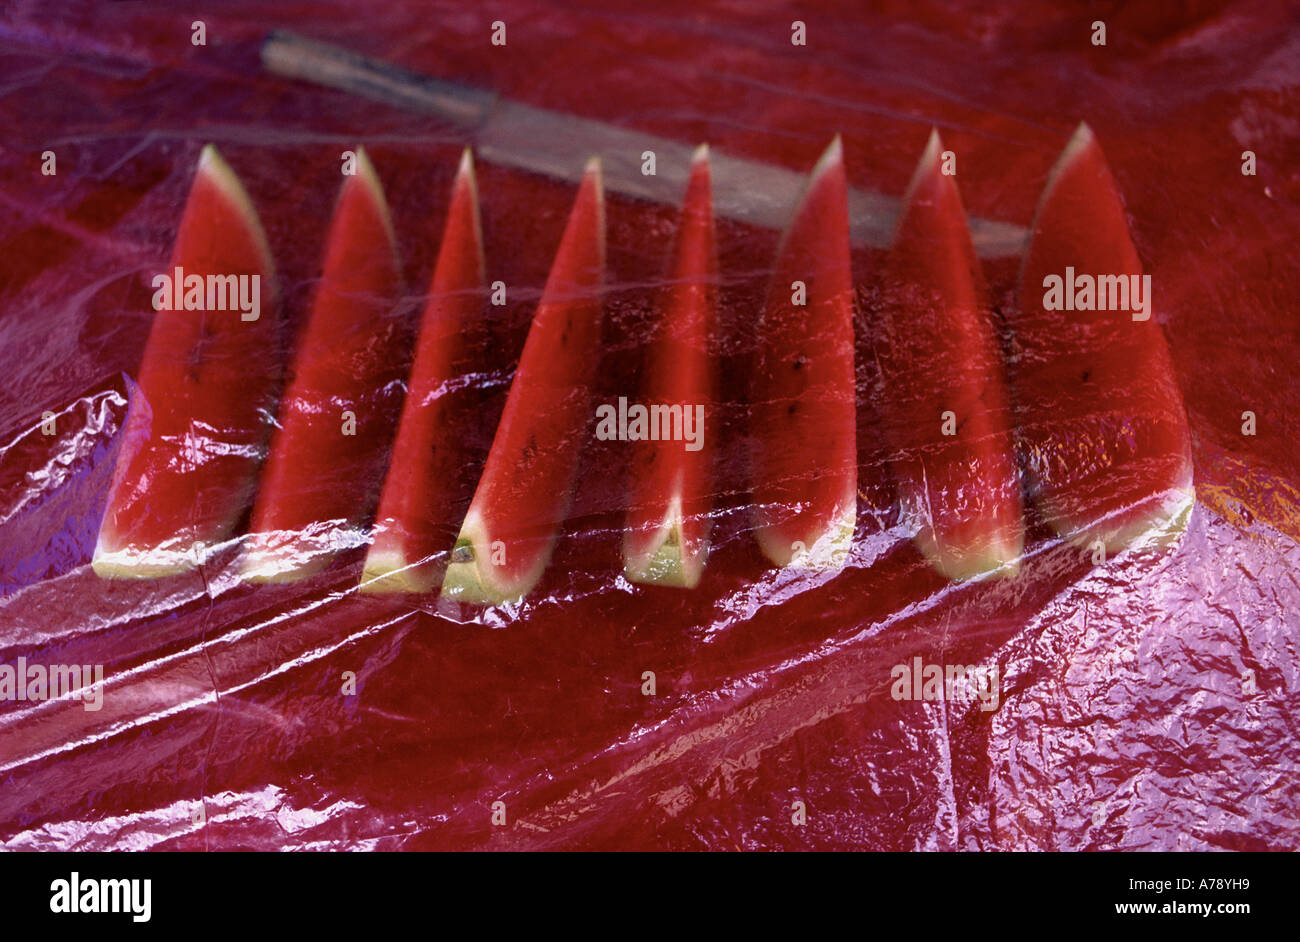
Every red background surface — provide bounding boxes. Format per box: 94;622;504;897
0;1;1296;849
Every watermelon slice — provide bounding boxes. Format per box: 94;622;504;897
93;145;278;577
873;130;1024;580
623;144;717;589
750;137;857;571
241;147;405;582
440;158;606;605
362;149;485;593
1009;122;1194;554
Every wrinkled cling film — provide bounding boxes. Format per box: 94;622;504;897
0;1;1296;851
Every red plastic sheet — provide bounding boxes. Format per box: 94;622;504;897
1;1;1297;850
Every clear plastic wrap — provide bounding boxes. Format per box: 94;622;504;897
0;0;1297;850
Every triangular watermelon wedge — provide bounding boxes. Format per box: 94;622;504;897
874;129;1024;580
241;147;406;582
440;158;606;605
1010;122;1194;555
93;145;278;577
623;144;717;589
362;149;486;593
750;137;858;571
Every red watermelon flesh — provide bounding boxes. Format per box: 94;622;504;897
362;149;485;593
750;137;857;571
242;147;405;582
441;159;606;605
92;145;278;577
873;129;1024;581
1010;123;1194;555
622;145;716;589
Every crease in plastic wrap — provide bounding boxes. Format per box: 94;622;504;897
0;0;1298;850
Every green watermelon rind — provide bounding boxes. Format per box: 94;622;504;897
439;511;553;606
624;492;708;589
